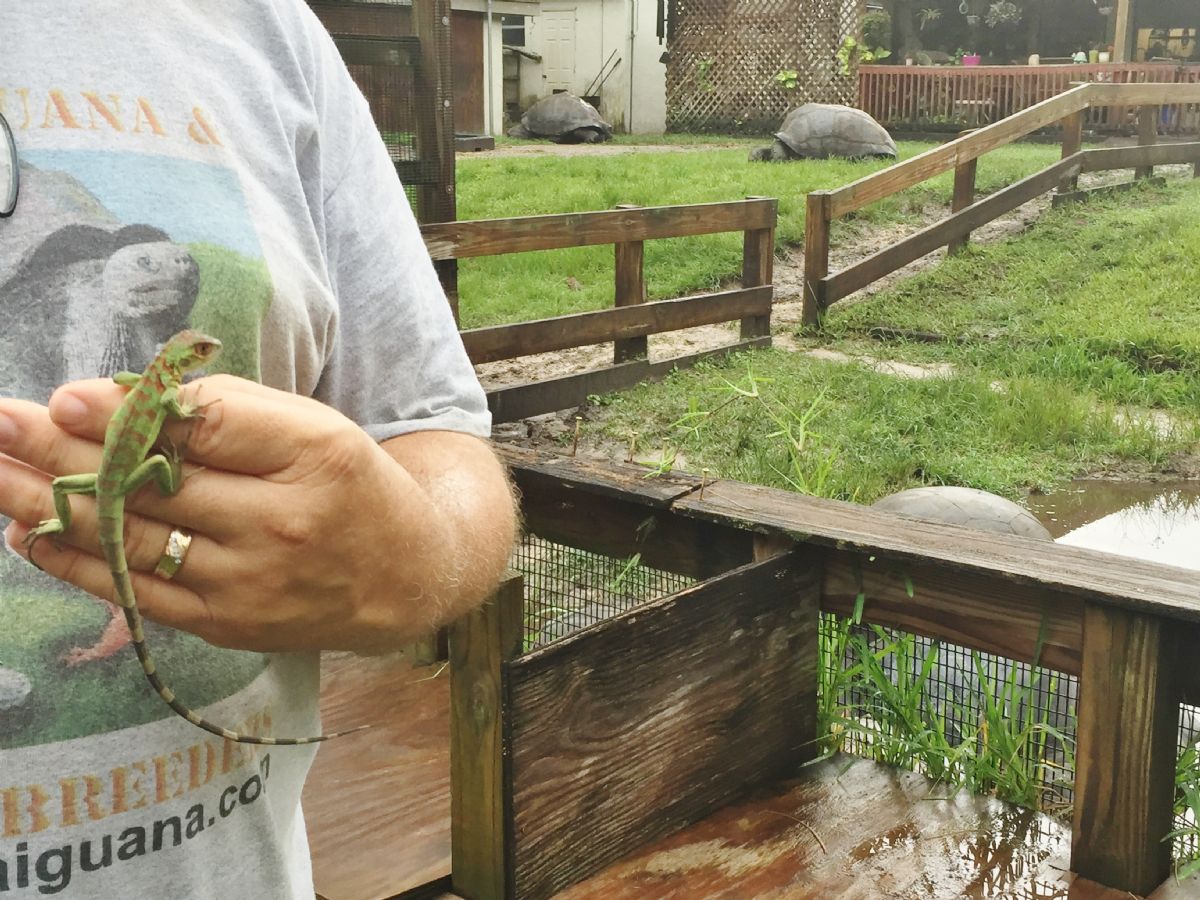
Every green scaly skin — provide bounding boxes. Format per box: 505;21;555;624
25;330;365;745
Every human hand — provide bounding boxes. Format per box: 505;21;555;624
0;376;514;653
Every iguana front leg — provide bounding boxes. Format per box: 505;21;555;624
23;473;99;569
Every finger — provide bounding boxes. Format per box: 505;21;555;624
3;520;215;638
44;374;346;477
0;398;105;481
0;401;261;539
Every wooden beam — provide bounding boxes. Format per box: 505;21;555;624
1071;603;1180;895
461;286;772;363
1080;142;1200;172
449;574;525;900
613;204;648;363
1089;82;1200;107
824;155;1083;305
1112;0;1133;63
801;191;832;329
740;196;776;339
505;551;821;899
485;336;770;422
1058;111;1084;194
672;478;1200;625
827;84;1092;219
947;158;978;254
1136;105;1160;180
422;199;777;260
411;0;455;226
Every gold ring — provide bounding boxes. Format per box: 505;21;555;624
153;529;193;580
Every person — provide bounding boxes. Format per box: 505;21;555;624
0;2;516;897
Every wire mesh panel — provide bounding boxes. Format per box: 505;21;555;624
510;535;694;651
308;1;455;223
665;0;864;132
820;615;1078;818
1176;704;1200;863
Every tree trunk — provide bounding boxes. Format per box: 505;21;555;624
892;0;919;59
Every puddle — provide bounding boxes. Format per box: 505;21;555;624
1025;480;1200;570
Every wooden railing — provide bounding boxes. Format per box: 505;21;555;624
420;199;776;422
859;62;1200;133
802;81;1200;327
449;446;1200;898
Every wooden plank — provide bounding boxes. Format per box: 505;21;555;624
1080;142;1200;172
449;574;524;900
306;652;452;900
421;199;777;260
827;83;1092;219
825;155;1083;304
801;191;831;328
1052;176;1168;208
1090;81;1200;107
505;551;821;899
461;286;772;363
496;444;704;507
1136;105;1160;180
1071;604;1180;895
485;336;771;422
671;479;1200;625
560;754;1091;900
507;461;754;580
740;219;774;339
613;204;647;363
947;158;978;254
822;551;1083;675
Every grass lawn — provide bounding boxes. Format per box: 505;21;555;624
581;174;1200;503
455;140;1062;328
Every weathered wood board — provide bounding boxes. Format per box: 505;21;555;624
505;550;822;899
305;652;451;900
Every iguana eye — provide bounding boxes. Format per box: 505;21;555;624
194;342;215;356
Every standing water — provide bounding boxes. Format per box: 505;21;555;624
1026;480;1200;571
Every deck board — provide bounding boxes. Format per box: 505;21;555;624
558;754;1179;900
304;652;451;900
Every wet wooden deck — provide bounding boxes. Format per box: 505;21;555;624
304;652;451;900
300;653;1200;900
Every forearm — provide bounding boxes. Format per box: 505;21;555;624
367;430;517;646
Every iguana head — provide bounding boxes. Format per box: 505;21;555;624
161;330;222;374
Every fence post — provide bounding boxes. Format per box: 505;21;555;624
802;191;832;331
1058;110;1084;195
613;204;648;363
741;196;775;340
1135;105;1159;180
1070;603;1180;896
947;159;978;255
450;573;524;900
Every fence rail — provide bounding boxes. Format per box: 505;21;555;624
860;62;1200;133
421;199;777;421
802;81;1200;327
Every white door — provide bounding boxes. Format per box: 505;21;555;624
541;9;577;92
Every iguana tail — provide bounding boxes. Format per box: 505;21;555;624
106;531;366;744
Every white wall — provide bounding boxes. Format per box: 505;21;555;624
516;0;666;134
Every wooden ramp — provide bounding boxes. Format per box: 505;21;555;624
304;652;451;900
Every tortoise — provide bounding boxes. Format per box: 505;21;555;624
871;485;1051;541
507;93;613;144
749;103;897;162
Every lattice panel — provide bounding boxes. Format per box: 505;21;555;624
667;0;864;132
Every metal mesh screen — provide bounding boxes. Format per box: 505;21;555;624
665;0;864;132
820;616;1077;818
308;1;454;222
1177;704;1200;862
510;535;693;652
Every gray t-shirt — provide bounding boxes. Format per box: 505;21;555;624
1;2;487;897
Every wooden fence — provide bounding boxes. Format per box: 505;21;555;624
802;80;1200;328
859;62;1200;133
421;199;776;422
448;446;1200;898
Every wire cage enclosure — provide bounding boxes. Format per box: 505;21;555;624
508;533;1200;863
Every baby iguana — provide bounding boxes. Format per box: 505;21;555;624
26;330;364;745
